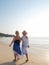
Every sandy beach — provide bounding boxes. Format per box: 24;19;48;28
0;43;49;65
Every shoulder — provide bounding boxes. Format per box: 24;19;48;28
14;36;17;39
18;36;21;40
26;36;28;39
18;36;21;38
13;36;17;40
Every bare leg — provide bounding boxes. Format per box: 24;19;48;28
14;53;20;61
16;54;20;61
25;53;29;62
13;53;16;61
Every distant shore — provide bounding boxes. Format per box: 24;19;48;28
0;33;14;37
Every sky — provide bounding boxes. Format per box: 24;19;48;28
0;0;49;37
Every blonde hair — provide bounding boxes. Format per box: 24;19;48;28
15;31;19;35
22;30;27;35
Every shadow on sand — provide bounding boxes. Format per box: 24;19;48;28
0;61;27;65
0;61;16;65
18;61;27;65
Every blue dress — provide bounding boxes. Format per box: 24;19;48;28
13;40;21;55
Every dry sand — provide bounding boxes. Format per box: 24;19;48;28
0;43;49;65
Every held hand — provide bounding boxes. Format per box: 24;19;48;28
28;45;30;48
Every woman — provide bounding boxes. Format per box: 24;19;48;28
9;31;21;61
21;30;29;62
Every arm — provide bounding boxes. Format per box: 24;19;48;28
19;36;22;42
26;36;30;48
20;37;22;41
28;45;30;48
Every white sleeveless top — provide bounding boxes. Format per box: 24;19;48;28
22;36;29;47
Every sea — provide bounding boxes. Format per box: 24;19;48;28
0;37;49;49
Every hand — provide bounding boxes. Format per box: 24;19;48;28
9;44;11;47
28;45;30;48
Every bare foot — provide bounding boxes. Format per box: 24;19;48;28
16;58;20;61
25;59;29;62
13;59;16;62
